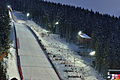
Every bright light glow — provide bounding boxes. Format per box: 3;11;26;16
27;13;30;17
78;31;82;35
107;76;110;78
107;72;110;75
7;5;11;8
55;21;59;25
89;51;95;56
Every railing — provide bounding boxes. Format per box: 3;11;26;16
13;23;23;80
26;25;62;80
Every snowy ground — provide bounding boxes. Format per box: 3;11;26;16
5;10;20;80
26;20;105;80
6;22;20;80
7;10;105;80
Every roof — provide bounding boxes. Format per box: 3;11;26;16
78;31;91;39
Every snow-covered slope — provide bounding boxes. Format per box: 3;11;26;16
44;0;120;17
6;21;20;80
26;20;105;80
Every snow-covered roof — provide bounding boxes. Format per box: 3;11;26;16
78;31;91;39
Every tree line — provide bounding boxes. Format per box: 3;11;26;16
0;0;10;80
9;0;120;77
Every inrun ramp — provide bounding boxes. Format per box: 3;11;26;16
14;22;59;80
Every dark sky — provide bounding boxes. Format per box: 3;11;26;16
44;0;120;17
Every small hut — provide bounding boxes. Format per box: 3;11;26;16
77;31;92;56
77;31;91;48
78;31;91;43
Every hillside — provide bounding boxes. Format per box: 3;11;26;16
9;0;120;78
44;0;120;17
0;1;10;80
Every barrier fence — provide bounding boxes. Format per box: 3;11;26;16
13;22;62;80
26;25;62;80
13;23;23;80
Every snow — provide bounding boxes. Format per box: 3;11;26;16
6;45;20;80
78;31;91;39
6;22;20;80
26;20;105;80
11;11;60;80
6;10;20;80
44;0;120;17
12;11;26;23
8;11;12;22
9;10;105;80
80;33;91;39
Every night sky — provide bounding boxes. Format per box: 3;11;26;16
44;0;120;17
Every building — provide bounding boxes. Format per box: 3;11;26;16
77;31;91;45
77;31;92;56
